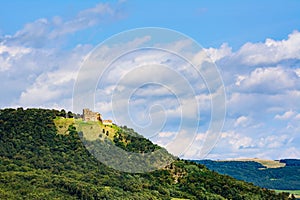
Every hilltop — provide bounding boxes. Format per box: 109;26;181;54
0;108;293;199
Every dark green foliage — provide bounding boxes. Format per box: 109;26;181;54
195;160;300;190
280;159;300;166
113;127;161;153
0;108;291;199
67;111;74;118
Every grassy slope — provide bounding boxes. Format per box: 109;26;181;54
226;158;286;168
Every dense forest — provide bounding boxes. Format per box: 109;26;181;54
194;160;300;190
0;108;293;199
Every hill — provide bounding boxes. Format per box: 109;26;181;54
194;159;300;193
0;108;293;199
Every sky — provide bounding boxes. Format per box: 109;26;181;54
1;0;300;160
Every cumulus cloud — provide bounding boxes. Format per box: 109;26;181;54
0;2;124;109
233;30;300;65
0;44;32;71
19;69;74;106
53;28;300;160
168;30;300;159
205;43;232;62
221;131;254;150
235;66;299;94
258;135;291;149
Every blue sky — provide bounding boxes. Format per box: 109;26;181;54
2;0;300;49
1;0;300;160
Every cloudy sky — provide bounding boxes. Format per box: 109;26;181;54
1;0;300;160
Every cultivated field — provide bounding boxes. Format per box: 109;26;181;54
226;158;286;168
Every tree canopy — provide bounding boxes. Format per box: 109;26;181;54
0;108;292;199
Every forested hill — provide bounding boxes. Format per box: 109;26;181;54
194;159;300;190
0;108;292;199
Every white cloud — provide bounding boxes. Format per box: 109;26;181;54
205;31;300;159
4;2;124;48
0;44;32;71
275;110;296;120
205;43;232;62
90;30;299;160
154;39;193;54
14;43;92;109
258;135;291;149
235;75;246;86
0;2;123;109
0;44;31;56
233;30;300;65
236;66;299;94
228;91;300;118
234;116;249;127
19;69;75;105
50;3;120;38
195;133;206;141
158;131;176;138
221;131;254;150
295;68;300;77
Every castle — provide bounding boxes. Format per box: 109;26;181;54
82;108;102;122
82;108;112;125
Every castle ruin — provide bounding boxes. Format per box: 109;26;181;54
82;108;102;122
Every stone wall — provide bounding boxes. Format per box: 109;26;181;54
102;119;112;125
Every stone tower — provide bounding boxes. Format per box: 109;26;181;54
82;108;102;122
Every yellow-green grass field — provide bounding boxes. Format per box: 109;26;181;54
54;117;118;141
53;117;75;135
223;158;286;168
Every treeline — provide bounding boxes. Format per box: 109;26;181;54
280;159;300;167
0;108;292;199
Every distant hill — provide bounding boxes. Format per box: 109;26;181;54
0;108;293;199
227;158;286;168
193;159;300;190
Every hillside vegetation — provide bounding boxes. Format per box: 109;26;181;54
195;160;300;190
0;108;293;199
